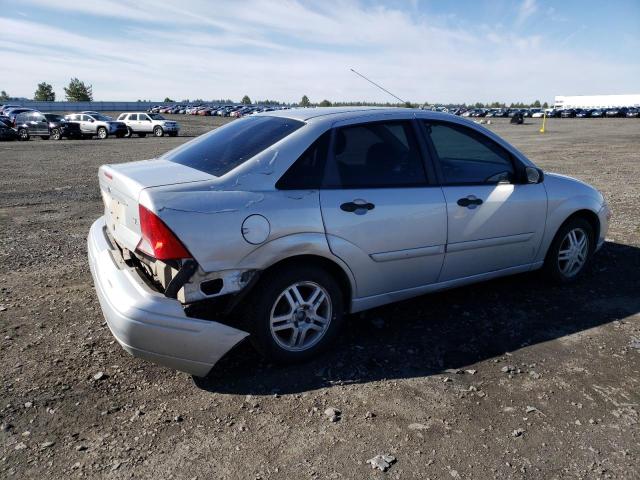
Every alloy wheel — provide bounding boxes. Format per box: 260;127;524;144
557;227;589;277
269;281;332;352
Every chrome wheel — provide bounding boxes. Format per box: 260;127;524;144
97;127;107;139
557;227;589;277
269;281;332;352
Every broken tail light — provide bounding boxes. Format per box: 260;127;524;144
136;205;192;261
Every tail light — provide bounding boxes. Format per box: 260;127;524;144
136;205;192;260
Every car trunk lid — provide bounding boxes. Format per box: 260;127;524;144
98;159;211;252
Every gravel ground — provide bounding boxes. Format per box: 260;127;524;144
1;114;639;479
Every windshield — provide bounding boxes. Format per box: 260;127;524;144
164;116;304;177
149;114;165;120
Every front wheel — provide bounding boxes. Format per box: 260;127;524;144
124;127;133;138
243;266;344;363
97;127;108;139
544;217;594;283
51;128;62;140
153;126;164;137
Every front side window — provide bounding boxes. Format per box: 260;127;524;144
128;114;138;121
165;116;304;177
325;121;426;188
424;121;515;184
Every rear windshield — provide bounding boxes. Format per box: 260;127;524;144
164;116;304;176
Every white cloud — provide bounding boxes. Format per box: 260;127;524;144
516;0;538;26
2;1;639;103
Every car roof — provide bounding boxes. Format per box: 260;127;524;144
256;106;469;125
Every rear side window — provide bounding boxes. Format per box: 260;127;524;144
424;121;515;184
276;131;330;189
128;114;138;121
165;116;304;176
324;121;426;188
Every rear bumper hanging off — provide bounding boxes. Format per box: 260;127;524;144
87;217;249;376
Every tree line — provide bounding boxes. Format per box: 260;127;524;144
0;84;549;108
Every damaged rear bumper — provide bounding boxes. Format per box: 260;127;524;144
87;217;249;376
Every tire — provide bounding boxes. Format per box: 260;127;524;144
153;126;164;137
543;217;594;284
138;133;147;138
18;128;29;141
51;128;62;141
124;127;133;138
97;127;108;139
242;265;344;363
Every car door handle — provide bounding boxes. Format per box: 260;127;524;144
340;201;375;213
457;196;483;208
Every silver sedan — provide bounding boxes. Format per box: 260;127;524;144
88;107;611;376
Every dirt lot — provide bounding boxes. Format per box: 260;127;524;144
1;114;639;479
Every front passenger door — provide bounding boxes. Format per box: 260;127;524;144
423;121;547;282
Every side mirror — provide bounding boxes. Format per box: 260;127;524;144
525;166;544;184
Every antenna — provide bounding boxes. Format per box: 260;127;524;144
350;68;407;104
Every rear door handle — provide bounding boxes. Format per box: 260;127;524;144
457;196;483;208
340;201;375;213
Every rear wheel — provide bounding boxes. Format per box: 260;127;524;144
18;128;29;141
153;126;164;137
242;265;344;363
124;127;133;138
51;128;62;140
97;127;108;139
544;217;594;283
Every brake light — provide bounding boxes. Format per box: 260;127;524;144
136;205;192;260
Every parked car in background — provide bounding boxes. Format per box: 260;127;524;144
116;112;180;137
88;107;610;376
560;109;576;118
64;113;128;139
15;111;52;140
1;104;22;115
5;108;37;125
590;109;604;118
575;109;592;118
43;113;83;140
531;110;546;118
625;108;639;118
605;107;627;118
0;122;18;141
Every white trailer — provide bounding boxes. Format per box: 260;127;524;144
554;94;640;109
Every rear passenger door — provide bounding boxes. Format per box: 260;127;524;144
31;112;48;136
422;120;547;281
126;113;137;130
319;120;447;299
138;114;153;132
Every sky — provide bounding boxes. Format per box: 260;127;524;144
1;0;639;104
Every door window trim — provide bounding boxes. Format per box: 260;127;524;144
419;120;526;186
